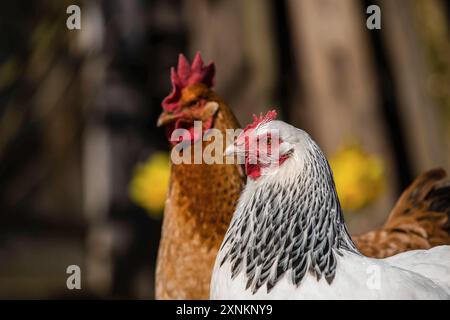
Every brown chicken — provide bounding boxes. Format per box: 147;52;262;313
155;53;245;299
353;168;450;258
156;53;450;300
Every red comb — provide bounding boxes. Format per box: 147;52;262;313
244;110;278;132
162;52;215;112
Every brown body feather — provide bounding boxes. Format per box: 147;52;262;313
155;93;245;299
353;168;450;258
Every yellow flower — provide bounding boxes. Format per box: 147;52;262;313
129;152;170;218
329;141;385;212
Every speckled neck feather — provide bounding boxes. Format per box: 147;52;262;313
219;137;358;294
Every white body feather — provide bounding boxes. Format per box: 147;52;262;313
211;246;450;299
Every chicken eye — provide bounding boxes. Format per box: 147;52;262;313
187;99;198;107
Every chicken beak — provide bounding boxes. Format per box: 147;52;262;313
157;112;179;127
157;101;219;127
225;143;236;157
225;139;246;160
200;101;219;121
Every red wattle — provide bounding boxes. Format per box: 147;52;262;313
245;161;262;179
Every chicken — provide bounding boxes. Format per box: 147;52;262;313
353;168;450;258
156;53;450;300
155;53;245;299
211;113;450;299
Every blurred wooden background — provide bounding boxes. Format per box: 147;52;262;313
0;0;449;298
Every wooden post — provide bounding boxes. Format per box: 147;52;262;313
379;0;450;174
183;0;278;124
287;0;398;232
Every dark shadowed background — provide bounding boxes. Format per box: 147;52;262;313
0;0;449;299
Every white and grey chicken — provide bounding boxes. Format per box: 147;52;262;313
211;111;450;300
